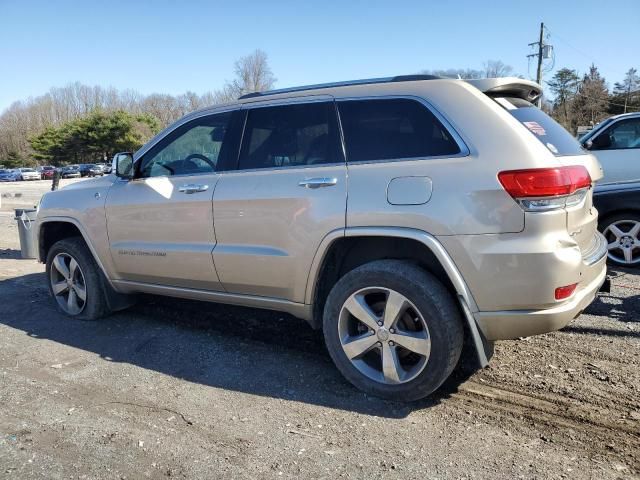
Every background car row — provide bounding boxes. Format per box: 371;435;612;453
0;163;111;181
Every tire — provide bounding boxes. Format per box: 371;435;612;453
45;237;111;320
323;260;464;401
600;212;640;268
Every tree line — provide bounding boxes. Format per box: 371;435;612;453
547;65;639;133
0;50;275;167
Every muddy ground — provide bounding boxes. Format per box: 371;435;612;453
0;181;638;479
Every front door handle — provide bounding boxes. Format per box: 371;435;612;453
178;184;209;194
298;177;338;189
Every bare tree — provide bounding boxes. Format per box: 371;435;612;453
483;60;514;78
214;49;276;103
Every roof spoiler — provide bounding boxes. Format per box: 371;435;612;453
465;77;542;103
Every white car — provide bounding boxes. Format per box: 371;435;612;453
581;112;640;185
17;168;41;181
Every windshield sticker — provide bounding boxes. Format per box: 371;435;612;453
523;121;546;136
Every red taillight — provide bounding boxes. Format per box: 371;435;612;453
498;166;591;198
555;283;578;300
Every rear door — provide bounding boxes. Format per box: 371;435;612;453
105;110;241;290
212;99;347;302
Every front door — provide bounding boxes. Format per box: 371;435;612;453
105;110;239;290
212;100;347;302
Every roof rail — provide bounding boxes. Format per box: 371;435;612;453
237;74;441;100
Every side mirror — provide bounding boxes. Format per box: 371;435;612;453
591;133;611;150
113;152;134;179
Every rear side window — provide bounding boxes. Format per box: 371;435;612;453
338;99;461;162
238;102;342;170
494;97;585;156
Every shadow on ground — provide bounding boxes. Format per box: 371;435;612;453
0;249;22;259
0;272;478;418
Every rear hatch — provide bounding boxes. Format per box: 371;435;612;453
469;78;603;257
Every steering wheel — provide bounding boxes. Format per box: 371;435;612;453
183;153;216;171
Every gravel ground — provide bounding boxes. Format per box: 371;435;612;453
0;183;638;479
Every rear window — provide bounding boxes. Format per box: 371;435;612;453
495;97;585;156
338;99;461;162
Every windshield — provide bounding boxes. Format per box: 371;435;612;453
579;117;616;143
494;96;586;156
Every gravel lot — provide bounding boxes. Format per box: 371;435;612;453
0;180;639;479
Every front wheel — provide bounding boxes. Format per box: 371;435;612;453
601;213;640;267
323;260;463;401
46;237;110;320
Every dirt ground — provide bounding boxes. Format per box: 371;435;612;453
0;181;639;479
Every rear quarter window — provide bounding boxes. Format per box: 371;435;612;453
338;98;461;162
494;97;585;156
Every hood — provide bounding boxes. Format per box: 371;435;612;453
60;174;117;190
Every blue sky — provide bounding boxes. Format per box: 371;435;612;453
1;0;638;112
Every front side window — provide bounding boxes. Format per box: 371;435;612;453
338;98;461;162
599;119;640;150
140;112;232;178
238;102;341;170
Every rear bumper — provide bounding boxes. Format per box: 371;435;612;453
474;248;607;340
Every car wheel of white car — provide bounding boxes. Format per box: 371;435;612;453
602;213;640;267
46;237;110;320
323;260;463;401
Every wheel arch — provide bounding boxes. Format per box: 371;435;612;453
38;217;111;282
305;227;490;366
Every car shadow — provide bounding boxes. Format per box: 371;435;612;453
0;272;476;418
582;266;640;324
0;249;24;259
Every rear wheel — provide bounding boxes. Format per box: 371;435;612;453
601;213;640;267
323;260;463;401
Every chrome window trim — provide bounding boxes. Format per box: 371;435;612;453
336;95;471;165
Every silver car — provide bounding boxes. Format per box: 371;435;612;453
35;76;607;401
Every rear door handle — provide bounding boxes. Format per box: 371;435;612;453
298;177;338;189
178;184;209;194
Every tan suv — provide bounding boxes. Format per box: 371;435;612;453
35;75;608;401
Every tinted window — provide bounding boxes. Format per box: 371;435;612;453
495;97;585;156
140;112;232;178
338;99;461;162
238;102;341;170
600;119;640;150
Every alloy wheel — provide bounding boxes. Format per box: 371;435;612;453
604;220;640;265
50;252;87;314
338;287;431;385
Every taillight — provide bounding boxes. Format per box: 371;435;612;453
498;166;591;212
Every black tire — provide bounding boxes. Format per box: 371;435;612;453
600;212;640;268
323;260;464;401
45;237;111;320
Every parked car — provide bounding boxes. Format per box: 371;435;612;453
35;75;607;401
17;167;41;181
78;164;103;177
96;163;112;174
38;165;56;180
0;169;20;182
580;112;640;185
593;182;640;267
60;165;81;178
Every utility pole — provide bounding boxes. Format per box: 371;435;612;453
527;22;547;107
